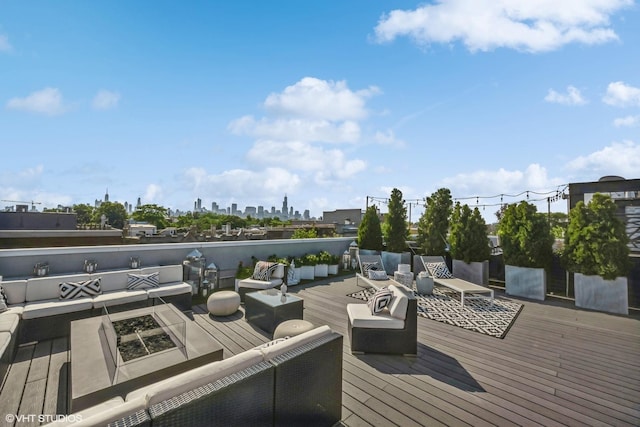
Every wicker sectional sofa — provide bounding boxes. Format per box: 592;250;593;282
0;265;192;347
45;325;343;427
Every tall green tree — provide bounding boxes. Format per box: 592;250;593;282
358;205;383;251
498;201;553;268
416;188;452;256
449;203;491;263
563;193;630;280
73;203;94;225
131;204;169;229
93;201;128;229
384;188;408;253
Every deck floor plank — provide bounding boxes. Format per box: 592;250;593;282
0;275;639;427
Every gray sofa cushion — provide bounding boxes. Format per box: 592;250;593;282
145;282;192;299
21;298;93;320
26;274;91;302
91;289;148;309
1;280;27;305
90;269;140;293
126;348;264;406
0;313;20;334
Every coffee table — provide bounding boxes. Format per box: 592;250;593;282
70;301;223;412
244;289;303;335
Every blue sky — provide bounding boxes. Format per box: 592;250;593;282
1;1;639;223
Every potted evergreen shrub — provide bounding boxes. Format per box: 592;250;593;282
415;188;452;272
315;251;332;278
498;201;554;301
449;203;491;285
358;205;383;254
328;253;340;275
562;193;631;314
299;253;317;280
382;188;411;274
235;261;254;291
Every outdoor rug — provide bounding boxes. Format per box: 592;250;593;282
347;286;523;339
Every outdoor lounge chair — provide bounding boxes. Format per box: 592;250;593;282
355;253;400;289
420;256;494;307
347;283;417;355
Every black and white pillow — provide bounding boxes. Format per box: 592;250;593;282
127;272;160;289
252;261;278;281
368;270;388;281
426;262;453;279
59;278;102;300
367;287;393;314
0;286;8;313
361;261;381;277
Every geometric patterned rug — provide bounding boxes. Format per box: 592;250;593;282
347;286;523;339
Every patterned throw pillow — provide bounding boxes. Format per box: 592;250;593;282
0;286;8;313
252;261;279;281
368;270;388;281
426;262;454;279
59;278;102;300
367;287;393;314
127;272;160;289
361;261;381;277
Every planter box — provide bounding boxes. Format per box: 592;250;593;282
505;265;546;301
328;264;339;275
314;264;329;278
575;273;628;315
452;259;489;286
288;267;301;286
299;265;315;280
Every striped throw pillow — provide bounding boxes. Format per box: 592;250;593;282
252;261;279;281
367;287;393;314
59;278;102;300
127;272;160;289
426;262;453;279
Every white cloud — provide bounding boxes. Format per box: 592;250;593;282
613;115;640;127
566;140;640;176
441;163;560;196
374;129;406;147
228;116;360;143
544;86;587;105
0;34;12;52
264;77;379;121
92;90;121;110
144;184;163;203
246;140;367;183
6;87;68;115
374;0;631;53
602;81;640;107
184;166;301;201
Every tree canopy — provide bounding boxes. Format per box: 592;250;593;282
131;204;169;229
498;201;553;268
416;188;452;256
449;203;491;263
93;201;128;229
384;188;408;253
358;205;383;251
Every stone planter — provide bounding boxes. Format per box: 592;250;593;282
505;265;546;301
574;273;628;315
314;264;329;278
328;264;339;275
416;272;433;295
452;259;489;286
299;265;315;280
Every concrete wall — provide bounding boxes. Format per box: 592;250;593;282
0;238;353;280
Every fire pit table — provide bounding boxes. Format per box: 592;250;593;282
70;299;223;412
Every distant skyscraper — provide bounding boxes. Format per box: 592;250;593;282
282;195;288;218
104;189;109;202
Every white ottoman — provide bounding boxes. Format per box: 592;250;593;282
273;319;315;339
207;291;241;316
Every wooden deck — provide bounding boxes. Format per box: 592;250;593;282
1;275;639;426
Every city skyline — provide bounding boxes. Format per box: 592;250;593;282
1;2;639;222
